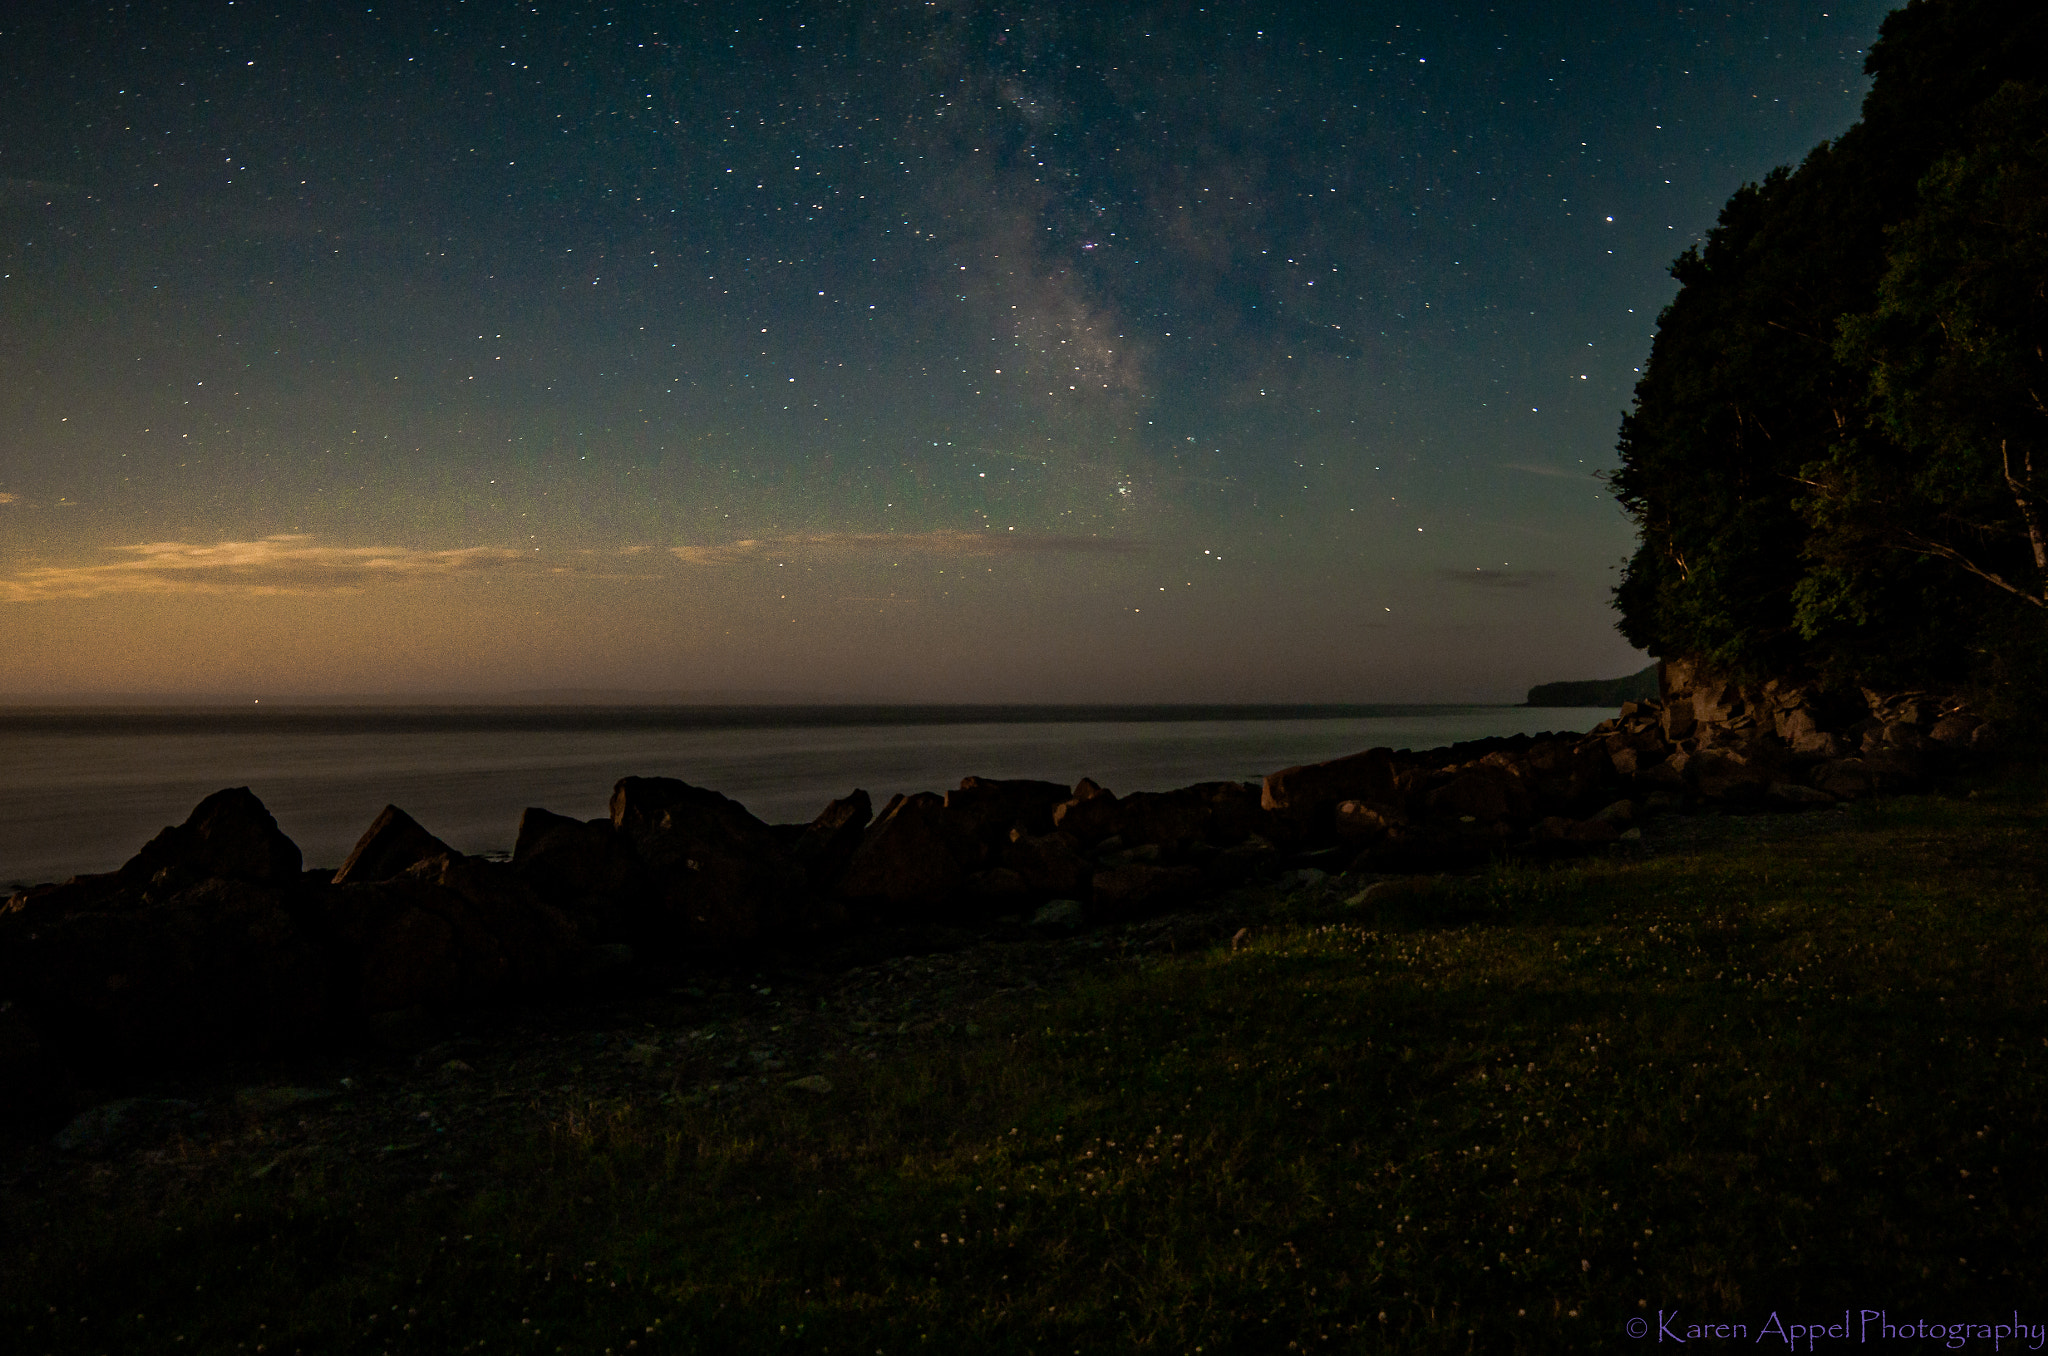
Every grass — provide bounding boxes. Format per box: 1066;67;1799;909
9;778;2048;1353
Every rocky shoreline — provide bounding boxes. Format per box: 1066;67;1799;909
0;662;1997;1137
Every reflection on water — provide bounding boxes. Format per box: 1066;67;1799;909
0;705;1614;887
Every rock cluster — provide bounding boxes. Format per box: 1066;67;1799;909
1615;658;1996;806
0;667;1995;1127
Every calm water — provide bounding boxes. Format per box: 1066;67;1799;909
1;705;1614;887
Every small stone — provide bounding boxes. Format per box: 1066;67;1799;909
1028;899;1085;932
785;1075;833;1095
236;1086;343;1115
54;1098;198;1155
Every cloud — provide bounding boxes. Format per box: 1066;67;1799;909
670;529;1139;565
0;534;556;602
0;530;1139;600
1437;567;1556;589
1500;462;1591;480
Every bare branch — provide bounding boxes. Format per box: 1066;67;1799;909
1893;529;2048;608
2000;439;2048;573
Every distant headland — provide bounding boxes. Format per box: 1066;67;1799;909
1523;664;1659;708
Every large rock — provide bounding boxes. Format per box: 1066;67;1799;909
120;786;303;894
1051;780;1121;845
834;792;977;919
1423;764;1527;823
1116;781;1265;856
789;789;873;890
0;874;330;1071
1690;748;1770;802
1812;758;1872;800
1090;863;1203;918
943;777;1070;854
333;804;455;885
322;853;582;1014
1334;800;1397;840
1520;739;1615;813
511;807;652;941
0;1007;53;1130
1261;748;1399;837
608;777;810;948
1001;830;1093;898
1928;712;1980;745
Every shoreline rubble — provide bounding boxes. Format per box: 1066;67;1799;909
0;661;1997;1131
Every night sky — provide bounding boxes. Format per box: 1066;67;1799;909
0;1;1888;702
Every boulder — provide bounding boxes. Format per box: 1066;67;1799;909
607;777;814;948
835;792;977;919
1027;898;1085;933
1051;781;1122;844
1928;712;1980;745
333;805;455;885
511;807;651;937
121;786;303;894
1767;782;1836;808
1090;863;1203;918
1334;799;1396;841
966;867;1030;910
0;874;330;1071
1534;816;1619;846
1116;781;1265;855
790;789;873;890
0;1007;52;1129
4;871;129;920
1523;738;1617;812
1204;834;1281;886
1691;680;1746;727
1690;748;1770;802
322;853;582;1014
1262;748;1400;823
1812;758;1872;800
1774;705;1823;744
1863;746;1925;790
1001;830;1093;897
1424;765;1526;823
944;777;1070;852
1590;799;1636;825
1871;722;1929;754
1790;730;1844;760
1633;751;1691;795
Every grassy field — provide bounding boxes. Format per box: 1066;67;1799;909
8;779;2048;1353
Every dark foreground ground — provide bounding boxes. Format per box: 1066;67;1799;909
4;776;2045;1354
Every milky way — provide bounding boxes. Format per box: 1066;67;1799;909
0;1;1888;700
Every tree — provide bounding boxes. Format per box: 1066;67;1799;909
1610;0;2048;693
1803;83;2048;620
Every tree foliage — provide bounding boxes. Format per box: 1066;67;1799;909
1611;0;2048;693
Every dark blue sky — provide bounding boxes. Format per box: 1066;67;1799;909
0;0;1890;700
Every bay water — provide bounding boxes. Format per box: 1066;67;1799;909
1;704;1615;889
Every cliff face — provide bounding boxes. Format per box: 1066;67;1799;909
1636;657;1997;802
